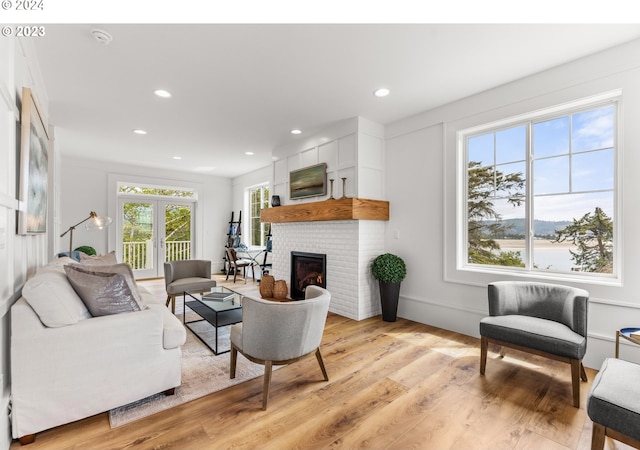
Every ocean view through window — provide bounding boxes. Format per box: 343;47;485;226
460;93;618;279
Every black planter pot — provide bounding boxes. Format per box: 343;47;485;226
379;281;401;322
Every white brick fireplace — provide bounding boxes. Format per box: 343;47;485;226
270;220;385;320
264;116;388;320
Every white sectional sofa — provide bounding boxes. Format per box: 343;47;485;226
10;256;186;444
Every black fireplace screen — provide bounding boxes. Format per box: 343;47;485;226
290;251;326;300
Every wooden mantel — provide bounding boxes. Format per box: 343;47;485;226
260;198;389;223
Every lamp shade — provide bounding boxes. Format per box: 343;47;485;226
85;214;112;231
60;211;113;259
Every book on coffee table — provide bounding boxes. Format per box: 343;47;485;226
202;292;234;302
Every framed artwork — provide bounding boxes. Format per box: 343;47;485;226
289;163;327;200
18;87;49;234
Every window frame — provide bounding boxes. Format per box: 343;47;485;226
246;182;270;247
455;91;622;286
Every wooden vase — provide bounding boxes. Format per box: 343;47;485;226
260;274;275;298
273;280;288;299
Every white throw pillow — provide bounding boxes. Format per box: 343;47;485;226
79;251;118;266
21;270;92;327
35;257;77;275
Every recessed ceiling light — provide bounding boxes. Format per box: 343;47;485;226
374;88;390;97
172;156;182;160
132;129;147;135
245;152;254;156
91;29;113;45
154;89;172;98
290;129;302;135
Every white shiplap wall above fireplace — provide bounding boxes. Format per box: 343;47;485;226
267;116;387;320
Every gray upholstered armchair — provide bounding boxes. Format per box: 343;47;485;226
479;281;589;407
230;285;331;410
164;260;216;314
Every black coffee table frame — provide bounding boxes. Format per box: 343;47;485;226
183;287;243;355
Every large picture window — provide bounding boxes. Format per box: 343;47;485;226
460;95;618;279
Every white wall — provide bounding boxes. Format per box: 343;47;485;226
386;38;640;370
0;37;51;449
59;155;232;273
231;165;271;242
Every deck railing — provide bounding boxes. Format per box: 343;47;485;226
122;240;191;270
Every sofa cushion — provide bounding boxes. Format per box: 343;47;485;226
479;314;587;359
21;270;92;327
79;251;118;266
36;257;77;275
64;265;143;317
138;285;162;306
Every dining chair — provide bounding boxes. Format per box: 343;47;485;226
225;247;257;283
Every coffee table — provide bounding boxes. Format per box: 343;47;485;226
183;286;243;355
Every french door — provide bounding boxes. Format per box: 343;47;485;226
118;198;194;278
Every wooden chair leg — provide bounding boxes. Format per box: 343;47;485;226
480;336;488;375
580;361;588;382
262;361;273;410
165;295;176;314
591;422;606;450
230;346;238;379
570;358;581;408
315;348;329;381
18;434;36;445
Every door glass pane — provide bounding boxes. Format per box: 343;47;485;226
122;202;154;270
164;204;192;262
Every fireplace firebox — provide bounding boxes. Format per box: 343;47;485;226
290;251;326;300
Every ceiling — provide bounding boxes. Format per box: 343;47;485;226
32;24;640;178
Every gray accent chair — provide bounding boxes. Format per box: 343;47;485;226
479;281;589;408
164;260;216;314
587;358;640;449
230;285;331;410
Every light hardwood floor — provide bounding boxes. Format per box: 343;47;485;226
9;276;630;450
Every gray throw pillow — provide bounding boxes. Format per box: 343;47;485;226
64;265;142;317
67;262;144;307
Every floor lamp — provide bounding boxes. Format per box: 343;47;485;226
60;211;112;257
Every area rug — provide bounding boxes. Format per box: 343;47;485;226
109;319;267;428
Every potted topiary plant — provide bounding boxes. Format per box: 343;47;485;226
371;253;407;322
